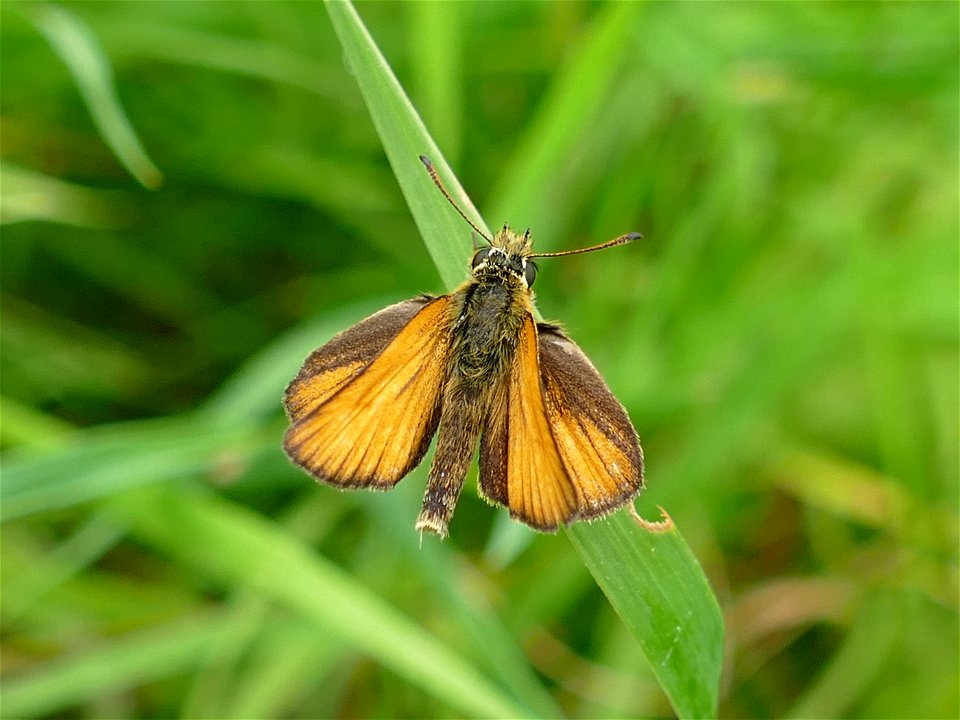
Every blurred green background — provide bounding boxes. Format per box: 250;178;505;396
2;1;957;718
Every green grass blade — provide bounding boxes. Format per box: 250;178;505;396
0;417;260;521
0;612;225;717
486;0;643;240
323;2;725;717
105;484;529;719
408;1;464;167
568;513;724;719
16;2;162;189
324;0;488;290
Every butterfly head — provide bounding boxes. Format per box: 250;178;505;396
471;224;538;288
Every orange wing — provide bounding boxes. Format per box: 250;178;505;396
284;296;453;488
478;316;643;531
479;313;577;530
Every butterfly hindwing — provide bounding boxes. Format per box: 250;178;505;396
479;313;578;531
478;316;643;530
536;323;644;516
283;296;453;489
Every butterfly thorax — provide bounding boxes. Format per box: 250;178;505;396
449;228;537;386
451;275;530;387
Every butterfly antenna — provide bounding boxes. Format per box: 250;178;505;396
419;155;492;243
530;231;643;258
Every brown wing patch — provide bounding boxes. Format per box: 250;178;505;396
283;296;452;488
477;382;508;507
537;324;644;517
500;314;578;531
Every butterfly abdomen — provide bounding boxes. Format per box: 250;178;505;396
415;275;530;536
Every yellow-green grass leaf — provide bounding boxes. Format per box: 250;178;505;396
323;2;725;716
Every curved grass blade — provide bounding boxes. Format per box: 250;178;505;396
568;512;724;718
324;0;487;290
323;1;725;717
15;2;162;188
0;612;226;717
104;484;529;719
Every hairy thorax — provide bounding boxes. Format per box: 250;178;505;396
451;278;528;386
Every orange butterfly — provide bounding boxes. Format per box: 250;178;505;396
283;156;644;537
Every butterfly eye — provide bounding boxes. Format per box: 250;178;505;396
471;248;492;269
524;260;538;287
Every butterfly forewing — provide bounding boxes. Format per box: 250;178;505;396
283;296;452;488
537;324;644;515
284;298;432;418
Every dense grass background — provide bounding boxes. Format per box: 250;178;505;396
2;1;957;718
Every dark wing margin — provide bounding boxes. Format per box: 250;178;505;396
283;296;452;489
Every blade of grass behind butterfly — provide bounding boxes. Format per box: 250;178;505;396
13;2;162;189
102;484;528;720
324;2;724;717
325;4;556;717
567;514;724;719
324;0;487;292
